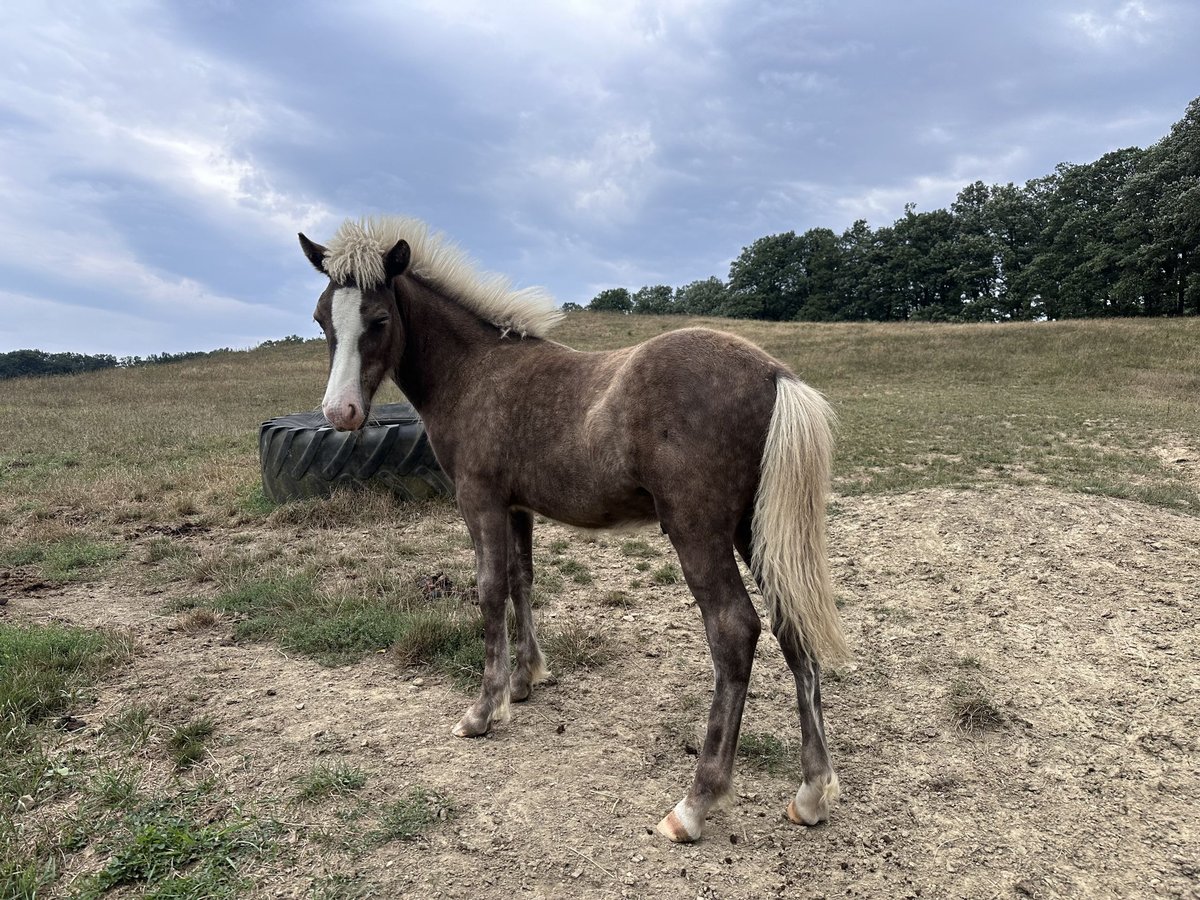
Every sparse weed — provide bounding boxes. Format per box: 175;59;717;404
295;763;368;802
168;718;215;769
312;873;375;900
91;767;140;807
536;569;565;594
543;623;613;671
105;703;157;750
873;604;913;623
948;678;1004;734
738;732;794;774
619;538;658;558
179;608;221;630
554;557;594;584
370;788;453;844
600;590;632;608
651;564;681;585
145;537;194;564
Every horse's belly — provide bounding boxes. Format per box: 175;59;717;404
516;480;657;530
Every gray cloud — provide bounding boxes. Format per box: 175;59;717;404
1;0;1196;354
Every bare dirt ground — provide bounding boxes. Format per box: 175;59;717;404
7;485;1198;900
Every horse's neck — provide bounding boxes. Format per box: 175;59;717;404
393;278;497;412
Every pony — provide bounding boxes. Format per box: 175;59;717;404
297;216;847;842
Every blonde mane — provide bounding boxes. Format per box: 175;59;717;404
323;216;563;339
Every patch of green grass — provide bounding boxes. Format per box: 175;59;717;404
168;719;215;770
0;624;129;729
369;788;453;845
202;567;491;685
237;485;275;517
650;563;681;585
391;609;486;688
0;625;134;893
0;839;56;900
543;623;613;671
295;763;367;803
547;538;570;555
634;560;651;572
738;732;794;775
0;538;123;583
954;654;982;670
78;801;273;899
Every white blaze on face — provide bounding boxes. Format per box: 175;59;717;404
321;287;367;429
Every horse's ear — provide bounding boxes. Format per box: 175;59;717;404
384;240;411;282
298;233;328;274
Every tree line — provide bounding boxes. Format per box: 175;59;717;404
0;336;308;380
577;97;1200;322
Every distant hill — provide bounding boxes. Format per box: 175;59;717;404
0;336;315;380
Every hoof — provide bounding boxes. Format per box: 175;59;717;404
656;810;699;843
510;661;550;703
656;801;703;843
786;773;840;826
509;680;531;703
452;712;490;738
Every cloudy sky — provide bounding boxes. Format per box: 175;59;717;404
1;0;1196;355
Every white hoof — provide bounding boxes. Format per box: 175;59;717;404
656;800;704;843
786;772;840;825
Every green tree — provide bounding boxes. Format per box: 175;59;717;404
631;285;675;314
727;232;804;319
889;206;964;320
1028;148;1144;318
674;277;728;315
1118;97;1200;315
587;288;633;313
791;227;842;320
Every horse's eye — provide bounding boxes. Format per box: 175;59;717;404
369;318;389;330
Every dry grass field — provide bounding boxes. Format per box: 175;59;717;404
1;313;1198;899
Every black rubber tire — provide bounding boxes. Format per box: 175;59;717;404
258;402;453;503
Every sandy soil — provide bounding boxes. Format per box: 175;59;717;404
7;485;1198;900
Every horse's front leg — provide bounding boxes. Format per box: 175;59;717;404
452;496;511;738
507;509;550;702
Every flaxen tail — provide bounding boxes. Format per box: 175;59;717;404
751;375;848;667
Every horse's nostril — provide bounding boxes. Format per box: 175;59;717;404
348;403;357;418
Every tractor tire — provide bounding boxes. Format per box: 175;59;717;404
258;403;453;503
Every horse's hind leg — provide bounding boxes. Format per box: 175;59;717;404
777;637;839;824
507;509;550;702
736;521;839;825
656;532;760;843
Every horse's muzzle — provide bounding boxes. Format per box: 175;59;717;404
322;398;367;431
